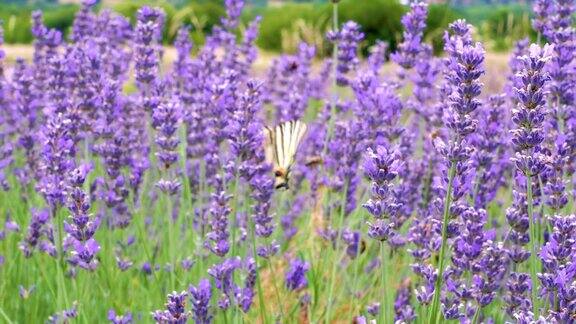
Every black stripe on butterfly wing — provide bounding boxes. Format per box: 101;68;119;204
287;120;300;167
275;123;285;169
283;121;292;169
281;121;291;169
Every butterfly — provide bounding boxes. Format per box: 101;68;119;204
264;120;308;190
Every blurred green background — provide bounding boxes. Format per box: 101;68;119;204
0;0;535;54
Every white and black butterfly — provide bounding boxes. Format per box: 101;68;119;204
264;120;307;190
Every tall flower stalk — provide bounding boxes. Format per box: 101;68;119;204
510;43;552;318
323;16;364;324
363;146;402;323
429;20;485;323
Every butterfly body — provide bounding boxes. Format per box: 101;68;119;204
264;120;307;190
273;167;289;189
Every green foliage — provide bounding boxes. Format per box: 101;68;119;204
0;3;78;44
457;4;535;51
43;5;77;32
338;0;405;54
177;2;225;42
254;3;325;53
253;0;458;56
0;4;33;44
113;1;225;45
0;1;532;53
426;4;460;54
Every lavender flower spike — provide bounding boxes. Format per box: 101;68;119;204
64;164;101;270
152;291;190;324
510;43;553;319
285;258;310;291
189;279;212;324
391;2;428;70
363;146;402;242
327;21;364;86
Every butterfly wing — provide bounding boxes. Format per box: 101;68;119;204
263;126;276;167
279;120;307;171
263;120;308;190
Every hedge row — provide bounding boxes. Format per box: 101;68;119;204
0;0;534;53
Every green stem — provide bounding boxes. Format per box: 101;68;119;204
0;307;14;324
166;194;176;289
322;1;339;158
554;288;559;312
380;242;388;324
428;161;457;324
250;220;267;324
53;207;69;311
135;204;160;283
229;167;241;258
324;183;348;324
267;259;285;320
472;306;481;324
347;225;365;319
420;158;435;210
527;174;539;318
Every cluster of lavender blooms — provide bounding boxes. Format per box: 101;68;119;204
3;0;576;322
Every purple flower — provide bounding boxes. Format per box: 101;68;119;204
152;291;190;324
208;257;241;309
537;215;576;321
470;95;509;208
510;44;552;176
70;0;97;42
48;302;78;324
505;272;532;316
68;238;100;270
325;121;365;216
205;177;231;257
19;209;52;257
285;258;309;291
366;302;380;317
367;41;388;77
173;26;193;81
471;241;508;308
394;281;416;322
135;7;163;88
236;257;257;313
391;2;429;70
154;99;180;166
221;0;244;31
327;21;364;86
280;195;306;240
4;215;19;233
266;43;316;123
362;146;402;242
63;165;101;270
37;56;75;209
92;80;132;226
207;257;255;311
532;0;555;39
342;229;364;259
189;279;212;324
11;59;41;186
18;285;36;299
108;309;133;324
116;257;133;271
236;16;261;78
227;81;265;171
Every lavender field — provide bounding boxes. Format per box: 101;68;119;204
0;0;575;323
